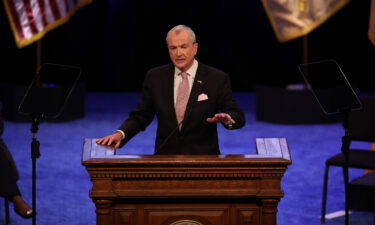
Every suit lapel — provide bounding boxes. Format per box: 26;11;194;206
165;65;177;126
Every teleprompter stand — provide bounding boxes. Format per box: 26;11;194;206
298;59;362;225
18;63;81;225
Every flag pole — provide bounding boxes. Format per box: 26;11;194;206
302;35;308;89
36;40;42;84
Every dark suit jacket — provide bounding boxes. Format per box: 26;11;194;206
118;62;245;154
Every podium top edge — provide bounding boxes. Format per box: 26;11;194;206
82;138;292;166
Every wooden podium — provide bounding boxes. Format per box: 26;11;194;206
82;138;291;225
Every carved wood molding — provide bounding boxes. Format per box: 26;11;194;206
89;172;286;179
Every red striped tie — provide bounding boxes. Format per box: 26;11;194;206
175;72;190;129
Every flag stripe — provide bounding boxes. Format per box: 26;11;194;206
30;0;46;33
43;0;56;25
4;0;25;40
56;0;66;18
16;0;33;39
48;0;62;21
65;0;71;12
22;0;39;35
36;0;48;27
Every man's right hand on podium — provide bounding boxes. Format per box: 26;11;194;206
96;131;123;149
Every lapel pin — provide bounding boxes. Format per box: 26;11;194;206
197;80;203;84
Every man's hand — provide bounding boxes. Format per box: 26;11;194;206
96;132;123;149
206;113;235;126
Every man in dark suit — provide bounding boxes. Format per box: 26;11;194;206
97;25;245;154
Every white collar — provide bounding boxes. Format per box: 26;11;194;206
174;59;198;78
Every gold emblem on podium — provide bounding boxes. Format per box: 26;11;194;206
170;220;202;225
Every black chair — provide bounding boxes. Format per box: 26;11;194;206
321;97;375;223
347;171;375;212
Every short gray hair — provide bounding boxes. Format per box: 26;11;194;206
166;25;196;44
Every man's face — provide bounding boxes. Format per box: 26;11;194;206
167;29;198;72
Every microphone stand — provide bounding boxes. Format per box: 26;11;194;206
154;107;194;155
154;120;183;155
30;114;42;225
339;108;350;225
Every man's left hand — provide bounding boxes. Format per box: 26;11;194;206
206;113;236;125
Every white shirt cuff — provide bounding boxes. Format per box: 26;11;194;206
115;130;125;140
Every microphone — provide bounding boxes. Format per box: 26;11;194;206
154;106;193;154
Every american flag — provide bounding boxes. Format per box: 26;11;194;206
3;0;91;48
